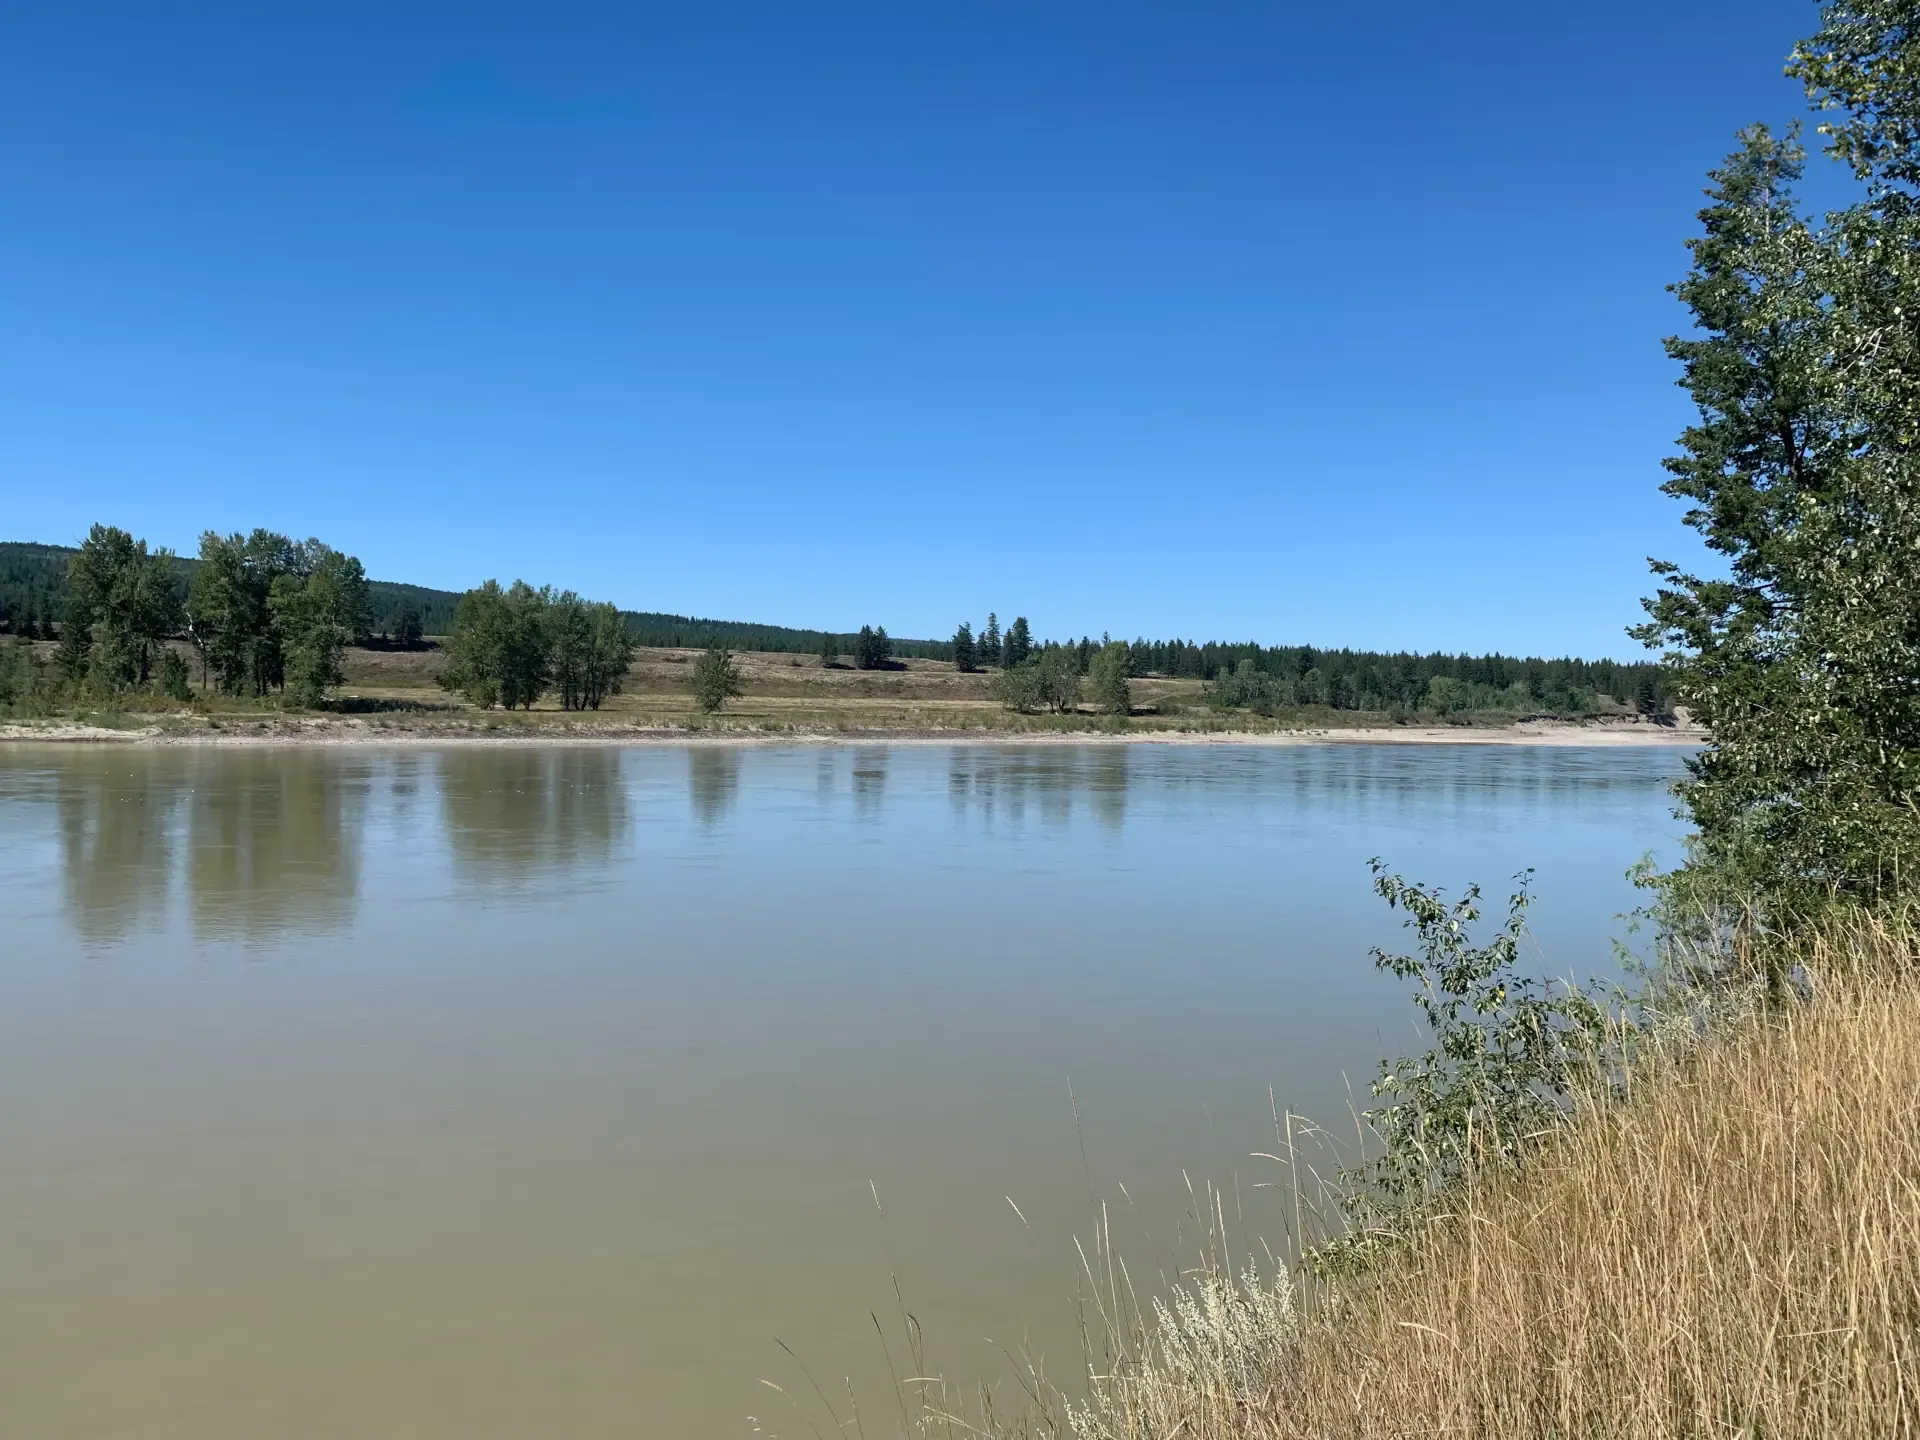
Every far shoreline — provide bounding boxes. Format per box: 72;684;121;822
0;717;1706;749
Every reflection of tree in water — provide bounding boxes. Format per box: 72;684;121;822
687;747;741;827
1087;746;1129;833
57;752;182;947
439;748;631;885
945;746;1129;834
188;750;366;942
851;748;887;822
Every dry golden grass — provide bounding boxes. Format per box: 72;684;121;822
1263;972;1920;1438
947;925;1920;1440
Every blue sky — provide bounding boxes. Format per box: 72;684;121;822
0;2;1841;656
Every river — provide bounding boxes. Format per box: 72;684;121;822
0;740;1691;1437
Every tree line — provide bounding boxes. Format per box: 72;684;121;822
3;532;1670;719
939;611;1666;717
0;524;377;709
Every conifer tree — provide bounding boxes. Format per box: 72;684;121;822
853;624;892;670
951;621;977;672
980;613;1002;668
1004;616;1033;668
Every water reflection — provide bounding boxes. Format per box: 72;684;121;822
188;751;365;941
439;748;631;884
945;746;1130;833
851;748;887;822
687;747;741;828
56;753;179;946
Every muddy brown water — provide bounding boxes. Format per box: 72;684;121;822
0;742;1690;1437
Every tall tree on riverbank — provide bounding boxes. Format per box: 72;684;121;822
190;531;367;703
1639;7;1920;923
270;543;371;707
440;579;546;709
61;524;182;692
979;613;1002;668
550;593;634;710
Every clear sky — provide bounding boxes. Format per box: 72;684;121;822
0;2;1842;657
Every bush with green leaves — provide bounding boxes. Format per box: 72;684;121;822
1314;861;1611;1275
691;641;743;713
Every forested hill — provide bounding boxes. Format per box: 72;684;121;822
0;538;1668;706
0;540;948;657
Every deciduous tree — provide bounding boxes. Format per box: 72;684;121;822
1088;641;1132;715
691;640;743;713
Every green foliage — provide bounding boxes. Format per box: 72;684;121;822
691;641;743;713
269;544;370;708
1034;645;1079;711
439;579;553;710
188;531;368;705
1316;863;1610;1275
993;648;1081;713
817;630;838;667
1209;658;1290;715
951;621;976;673
0;638;32;709
852;624;892;670
0;637;63;715
61;524;182;694
189;530;291;696
392;604;425;648
550;593;634;710
440;581;507;709
979;612;1002;668
1087;640;1132;715
990;662;1045;713
1003;615;1033;668
1636;15;1920;924
157;648;193;702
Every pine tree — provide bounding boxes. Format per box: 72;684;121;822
980;613;1002;668
853;624;893;670
951;621;976;672
1004;616;1033;668
818;630;839;668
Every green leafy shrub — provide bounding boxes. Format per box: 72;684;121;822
1316;861;1611;1274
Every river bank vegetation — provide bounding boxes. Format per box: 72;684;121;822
2;533;1672;729
766;6;1920;1434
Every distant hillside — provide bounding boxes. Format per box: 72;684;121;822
0;540;948;657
